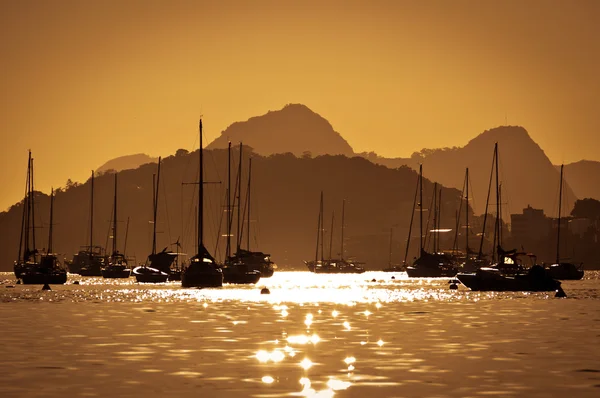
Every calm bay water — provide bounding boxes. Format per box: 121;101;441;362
1;271;600;397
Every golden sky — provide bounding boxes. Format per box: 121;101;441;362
1;0;599;211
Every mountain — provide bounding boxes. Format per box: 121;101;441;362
0;149;466;272
205;104;354;157
359;126;577;218
561;160;600;201
97;153;157;174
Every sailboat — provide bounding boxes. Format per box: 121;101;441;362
181;119;224;288
14;151;38;279
457;143;562;292
21;186;68;285
133;157;172;283
101;174;132;278
546;165;584;280
74;171;109;276
222;143;262;284
406;165;458;277
305;194;365;274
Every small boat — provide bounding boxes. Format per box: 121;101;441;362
21;187;67;285
133;264;169;283
405;166;458;277
102;174;131;279
306;194;366;274
181;119;223;288
545;165;584;280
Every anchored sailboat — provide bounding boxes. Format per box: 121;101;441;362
222;143;262;284
406;165;458;277
457;143;562;292
134;157;172;283
74;171;109;276
305;194;365;274
546;164;584;280
21;187;68;285
14;151;38;279
101;174;132;278
181;119;224;288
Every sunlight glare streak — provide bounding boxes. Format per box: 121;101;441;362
343;321;351;330
300;358;313;370
327;378;351;391
262;376;274;384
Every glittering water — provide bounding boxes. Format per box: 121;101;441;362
1;271;600;397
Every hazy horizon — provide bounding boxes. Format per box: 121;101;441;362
2;0;599;211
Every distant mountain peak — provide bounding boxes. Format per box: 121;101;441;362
206;104;354;157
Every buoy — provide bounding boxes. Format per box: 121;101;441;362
555;287;566;298
449;283;458;290
72;281;80;285
371;278;377;282
16;279;21;285
391;276;396;280
260;287;270;294
42;283;51;291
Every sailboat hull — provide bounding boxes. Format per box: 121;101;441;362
546;263;584;280
21;270;67;285
102;266;131;278
457;266;561;292
181;269;223;288
133;266;169;283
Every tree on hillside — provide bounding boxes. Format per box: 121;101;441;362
571;198;600;220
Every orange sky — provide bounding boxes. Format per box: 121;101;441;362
1;0;599;211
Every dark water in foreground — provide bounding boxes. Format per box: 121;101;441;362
1;271;600;397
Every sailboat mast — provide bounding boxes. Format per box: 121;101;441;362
437;186;442;253
198;119;203;253
495;143;500;256
419;164;423;254
123;216;130;255
247;158;252;250
48;188;54;254
226;142;232;258
432;183;437;253
556;164;564;264
152;157;162;255
314;192;323;263
340;199;345;260
404;173;419;265
18;153;30;262
112;174;118;255
328;211;335;260
31;157;36;253
478;146;496;260
236;142;243;252
90;171;94;255
465;168;469;257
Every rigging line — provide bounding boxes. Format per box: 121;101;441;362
423;182;436;252
452;173;467;253
403;173;419;265
478;145;496;260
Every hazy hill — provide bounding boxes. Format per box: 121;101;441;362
0;149;467;272
205;104;354;157
560;160;600;201
97;153;157;174
359;126;577;217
